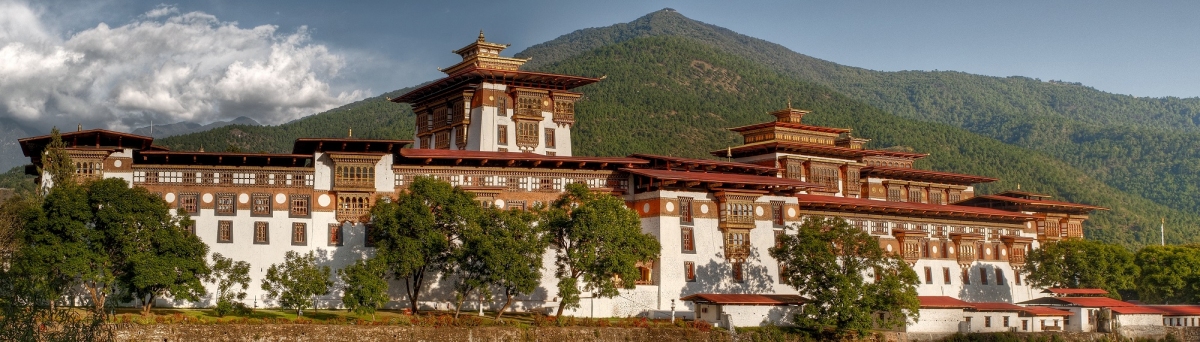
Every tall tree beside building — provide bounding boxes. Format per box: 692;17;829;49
544;183;661;318
40;127;75;190
208;253;252;317
461;207;549;320
369;176;482;313
1134;245;1200;304
338;257;390;320
86;178;211;315
770;216;920;336
1024;239;1138;298
261;251;333;316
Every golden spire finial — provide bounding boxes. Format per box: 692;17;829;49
1017;183;1021;190
77;123;82;131
787;96;792;109
348;128;353;138
478;29;485;42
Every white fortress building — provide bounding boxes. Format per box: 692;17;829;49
18;34;1122;336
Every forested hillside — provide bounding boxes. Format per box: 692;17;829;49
130;10;1200;247
517;9;1200;222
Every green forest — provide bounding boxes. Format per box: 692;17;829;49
5;9;1194;248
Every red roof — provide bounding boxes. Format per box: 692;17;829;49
398;148;647;170
960;195;1108;212
860;166;997;185
919;296;974;309
1044;288;1109;296
680;293;806;306
1054;297;1137;307
393;67;600;103
1144;305;1200;316
629;153;779;175
135;150;313;167
1109;306;1168;315
715;141;928;160
292;138;412;154
794;194;1033;221
620;168;818;189
727;121;851;134
968;302;1073;316
19;128;156;157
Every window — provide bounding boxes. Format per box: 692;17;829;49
545;128;556;148
810;165;839;190
724;231;750;259
922;241;931;258
183;222;195;236
178;193;199;214
943;267;952;284
1004;316;1010;327
217;221;232;243
732;262;744;283
334;164;375;189
496;96;508;117
292;223;307;246
774;230;785;249
253;222;269;244
679;197;693;224
507;200;526;211
328;223;342;246
216;193;236;215
980;268;989;285
497;125;508;145
516;121;538;147
251;193;272;216
290;195;310;217
779;263;789;284
681;227;695;253
995;269;1005;285
985;316;991;328
684;261;696;282
435;131;450;149
336;193;371;222
1023;319;1028;331
771;201;784;226
1015;270;1022;286
930;191;944;205
364;224;376;247
635;264;653;285
962;269;971;285
908;188;924;203
924;267;933;284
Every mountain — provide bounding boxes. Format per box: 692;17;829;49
518;9;1200;228
131;116;262;139
0;121;31;173
124;10;1200;247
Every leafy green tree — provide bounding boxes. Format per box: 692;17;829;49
338;257;389;320
14;178;105;312
1135;245;1200;304
1024;239;1138;298
370;176;482;313
208;253;252;317
770;216;920;336
261;251;333;316
544;183;660;317
40;127;75;190
86;178;211;315
461;207;548;320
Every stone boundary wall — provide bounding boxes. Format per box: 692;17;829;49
114;325;723;342
1164;326;1200;341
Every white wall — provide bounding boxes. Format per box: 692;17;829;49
908;308;965;334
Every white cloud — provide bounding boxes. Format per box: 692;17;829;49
0;0;366;132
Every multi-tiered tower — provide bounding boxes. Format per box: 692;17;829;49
393;31;601;156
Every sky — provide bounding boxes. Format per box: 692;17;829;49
2;0;1199;133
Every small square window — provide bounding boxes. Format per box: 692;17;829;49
328;224;342;246
292;223;307;246
290;195;311;218
253;222;269;244
681;227;695;253
217;221;233;243
216;193;236;215
251;193;272;216
679;197;694;225
178;193;199;214
183;222;196;236
684;261;696;282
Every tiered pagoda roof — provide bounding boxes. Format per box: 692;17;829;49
795;194;1033;222
860;166;997;185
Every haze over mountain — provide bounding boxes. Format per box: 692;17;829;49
130;116;261;139
7;9;1198;247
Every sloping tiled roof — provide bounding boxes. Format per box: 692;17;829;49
958;195;1108;212
392;67;600;103
715;141;929;160
1144;305;1200;316
679;293;807;306
621;168;818;189
1044;288;1109;296
1108;306;1168;315
860;166;997;185
727;121;851;134
795;194;1034;221
628;153;779;175
969;302;1073;317
1020;306;1075;317
918;296;973;309
397;148;647;170
1018;296;1136;307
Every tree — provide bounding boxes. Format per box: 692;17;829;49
770;216;920;336
545;183;660;317
87;178;210;315
461;207;548;320
370;176;482;313
1024;239;1137;298
40;127;75;190
15;178;103;312
261;251;332;316
208;253;252;317
1134;245;1200;304
338;257;389;320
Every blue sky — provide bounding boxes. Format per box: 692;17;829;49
4;0;1198;131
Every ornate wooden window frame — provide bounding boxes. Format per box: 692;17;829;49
292;222;307;246
253;222;269;245
289;194;311;218
215;193;236;216
217;220;233;243
251;193;272;217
